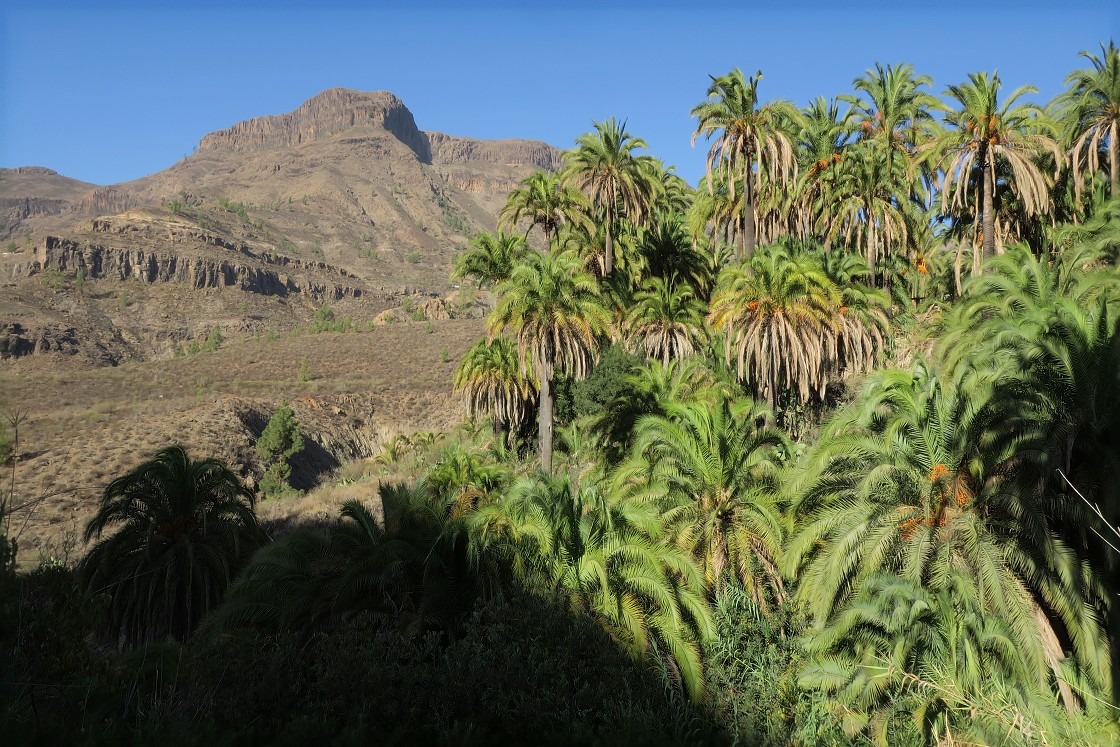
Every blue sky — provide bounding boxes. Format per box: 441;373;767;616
2;1;1117;187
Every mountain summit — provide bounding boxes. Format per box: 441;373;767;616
3;87;561;282
0;88;561;366
197;89;434;162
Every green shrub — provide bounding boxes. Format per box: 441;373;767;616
217;197;250;221
201;325;223;352
256;401;304;498
308;305;352;334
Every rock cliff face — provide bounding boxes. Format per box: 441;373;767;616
198;88;433;163
425;132;560;170
76;187;136;216
31;232;365;302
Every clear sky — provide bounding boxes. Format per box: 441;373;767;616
2;0;1117;187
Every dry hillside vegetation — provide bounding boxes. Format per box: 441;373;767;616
1;318;482;566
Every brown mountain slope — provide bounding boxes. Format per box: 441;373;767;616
1;88;559;286
0;167;99;240
0;89;552;565
0;88;558;362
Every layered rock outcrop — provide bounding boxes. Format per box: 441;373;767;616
425;132;560;170
31;235;364;301
198;88;433;163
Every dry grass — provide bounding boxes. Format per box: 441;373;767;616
1;317;484;567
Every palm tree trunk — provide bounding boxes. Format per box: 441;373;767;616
604;204;614;276
711;524;728;587
1111;120;1119;199
538;356;553;475
867;212;878;280
981;151;996;266
953;241;965;297
743;168;756;263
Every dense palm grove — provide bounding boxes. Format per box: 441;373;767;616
3;45;1120;745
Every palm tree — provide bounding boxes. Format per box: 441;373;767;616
842;62;940;190
564;117;657;276
929;71;1060;264
707;249;885;407
469;471;714;701
557;218;645;291
644;157;694;215
826;140;916;275
639;212;714;298
488;250;611;473
800;572;1090;746
421;444;512;516
583;357;729;464
689;175;743;261
817;249;893;373
793;97;851;246
454;336;538;446
1058;41;1120;200
785;360;1110;704
623;276;707;366
499;171;591;249
80;446;263;645
624;398;789;605
691;68;800;262
206;484;487;638
451;229;528;289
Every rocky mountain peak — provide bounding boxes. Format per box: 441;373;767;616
197;88;431;162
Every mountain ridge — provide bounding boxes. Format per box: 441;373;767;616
1;87;561;242
0;87;560;369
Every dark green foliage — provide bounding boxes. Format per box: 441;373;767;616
202;325;223;352
307;305;352;333
78;446;263;645
553;343;644;428
705;584;847;746
5;594;724;745
1;564;106;724
256;401;304;498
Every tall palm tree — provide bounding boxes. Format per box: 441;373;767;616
793;97;852;246
691;68;800;262
842;62;940;189
929;71;1060;263
624;397;789;605
623;276;707;366
564;117;657;276
1058;41;1120;201
499;171;591;249
826;140;916;275
451;229;528;289
454;336;538;446
708;249;886;407
80;446;264;645
488;250;611;473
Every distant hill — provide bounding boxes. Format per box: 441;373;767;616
0;88;561;364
